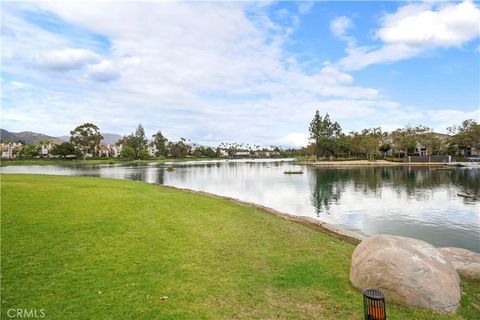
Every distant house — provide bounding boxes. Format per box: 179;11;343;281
232;151;251;158
40;143;55;157
97;144;122;158
254;151;280;158
384;132;450;157
111;144;122;157
459;146;479;157
218;149;229;157
1;144;13;158
1;142;23;159
147;144;157;157
98;144;111;157
413;133;449;156
188;143;200;154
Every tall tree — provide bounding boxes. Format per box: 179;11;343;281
122;124;148;159
51;142;78;159
347;132;364;157
17;144;40;159
168;139;188;158
418;130;443;155
70;123;103;159
152;130;168;157
360;128;384;161
448;119;480;156
309;111;342;159
391;125;421;156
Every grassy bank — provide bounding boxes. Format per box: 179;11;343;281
0;157;218;167
1;175;478;319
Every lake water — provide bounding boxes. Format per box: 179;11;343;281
2;159;479;252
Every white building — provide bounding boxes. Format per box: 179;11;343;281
98;144;111;157
1;142;23;159
111;144;122;157
97;144;123;158
147;144;157;157
40;143;55;157
233;151;251;158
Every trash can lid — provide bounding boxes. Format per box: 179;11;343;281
363;288;385;300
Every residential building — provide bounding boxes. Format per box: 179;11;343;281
147;144;157;157
98;144;111;157
1;142;23;159
97;144;123;158
40;142;55;158
232;151;251;158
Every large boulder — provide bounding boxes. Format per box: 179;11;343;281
438;247;480;279
350;235;460;312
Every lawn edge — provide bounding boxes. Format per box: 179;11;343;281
155;183;365;245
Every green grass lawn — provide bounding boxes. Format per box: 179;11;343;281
1;175;478;319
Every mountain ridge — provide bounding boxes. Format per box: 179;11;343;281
1;129;122;145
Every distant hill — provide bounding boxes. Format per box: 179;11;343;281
58;133;122;145
100;133;123;144
2;129;123;145
0;129;63;144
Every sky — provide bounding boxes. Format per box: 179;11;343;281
1;0;479;147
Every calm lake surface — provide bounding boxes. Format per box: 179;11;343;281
2;159;479;252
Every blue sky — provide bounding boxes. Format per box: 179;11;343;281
1;1;479;147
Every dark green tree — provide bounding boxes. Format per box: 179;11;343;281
120;145;136;159
122;124;148;159
19;144;41;159
70;123;103;159
309;111;342;159
152;130;168;157
448;119;480;156
203;147;217;158
168;139;188;158
379;143;391;156
51;142;78;159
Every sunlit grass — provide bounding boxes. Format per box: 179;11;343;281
1;175;478;319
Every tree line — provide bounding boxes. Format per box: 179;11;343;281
5;115;478;161
307;110;480;160
5;123;289;160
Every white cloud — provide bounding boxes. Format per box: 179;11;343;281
330;16;353;38
277;132;309;148
1;1;477;146
86;60;120;82
377;1;480;47
34;48;99;71
426;108;480;132
340;43;420;71
298;2;314;15
330;16;356;48
339;0;480;70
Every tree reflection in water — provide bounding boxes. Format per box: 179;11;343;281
309;168;349;216
310;167;480;215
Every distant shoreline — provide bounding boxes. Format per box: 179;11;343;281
294;159;446;167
